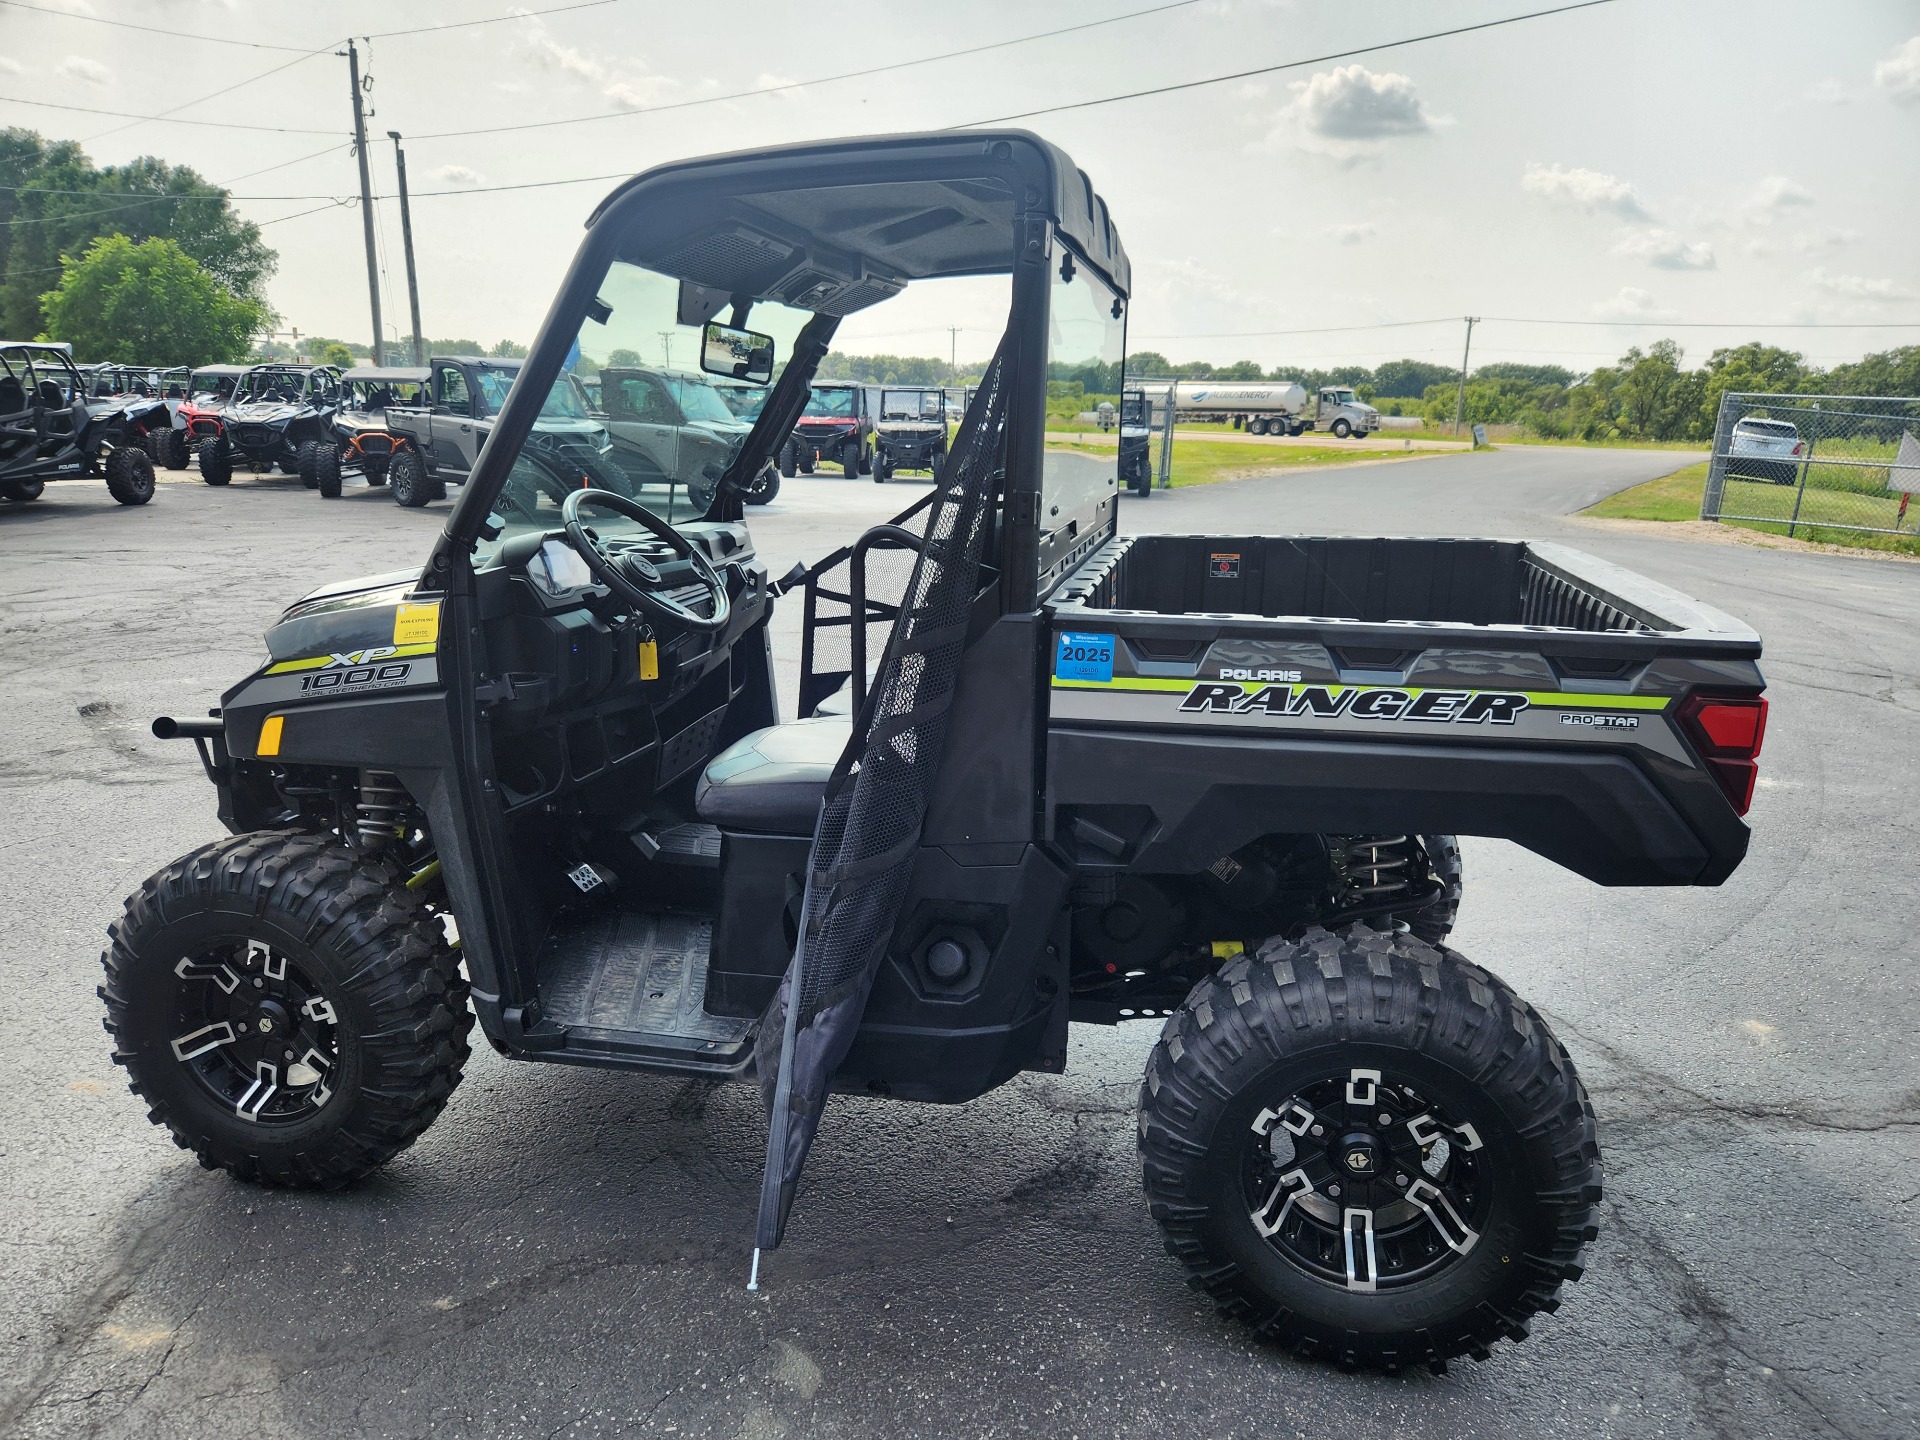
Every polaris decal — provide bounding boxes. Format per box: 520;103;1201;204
1179;682;1529;724
300;660;414;695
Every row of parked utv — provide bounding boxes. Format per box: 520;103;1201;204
1;337;970;518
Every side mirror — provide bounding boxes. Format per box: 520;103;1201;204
700;322;775;385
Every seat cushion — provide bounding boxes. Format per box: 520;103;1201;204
695;715;852;835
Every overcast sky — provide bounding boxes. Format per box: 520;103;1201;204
3;0;1917;374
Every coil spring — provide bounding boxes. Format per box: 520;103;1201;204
1337;835;1415;903
356;769;411;854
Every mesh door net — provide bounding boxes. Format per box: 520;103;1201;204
753;332;1015;1261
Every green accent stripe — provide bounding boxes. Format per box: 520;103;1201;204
1051;677;1669;711
265;641;437;676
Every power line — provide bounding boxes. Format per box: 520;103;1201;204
220;143;351;185
256;199;359;228
362;0;626;41
1481;314;1920;329
404;0;1206;142
0;0;315;51
0;94;341;135
953;0;1621;126
1137;317;1461;340
83;45;337;145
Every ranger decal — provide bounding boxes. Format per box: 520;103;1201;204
1178;682;1529;724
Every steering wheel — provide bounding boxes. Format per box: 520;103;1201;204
560;488;731;634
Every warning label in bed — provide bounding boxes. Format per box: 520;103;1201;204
1208;552;1241;578
1054;631;1116;683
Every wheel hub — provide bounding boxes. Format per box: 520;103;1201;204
1245;1066;1490;1292
167;939;339;1123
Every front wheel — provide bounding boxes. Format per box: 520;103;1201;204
743;463;780;505
1140;925;1599;1372
296;440;320;488
388;449;436;508
778;443;796;479
197;438;232;486
314;445;343;498
1331;419;1352;439
105;444;156;505
842;443;860;479
100;831;472;1189
1;479;45;502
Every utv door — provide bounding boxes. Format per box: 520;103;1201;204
429;363;482;476
600;373;681;497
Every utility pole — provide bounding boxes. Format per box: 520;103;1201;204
948;327;960;380
387;131;424;366
1451;315;1478;437
341;40;384;366
658;330;674;369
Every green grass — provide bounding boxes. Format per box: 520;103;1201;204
1584;461;1920;555
1048;438;1412;488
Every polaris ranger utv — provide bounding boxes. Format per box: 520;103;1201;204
197;364;342;488
104;132;1769;1373
871;385;948;481
0;341;160;504
778;380;874;477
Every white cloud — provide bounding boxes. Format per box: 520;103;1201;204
510;13;672;111
0;57;21;76
1521;163;1650;220
1745;174;1814;221
434;165;484;187
1284;65;1438;138
1613;228;1715;270
55;55;110;86
1873;35;1920;103
1324;222;1376;245
1792;226;1862;252
1592;286;1676;321
1806;267;1915;302
1802;77;1851;105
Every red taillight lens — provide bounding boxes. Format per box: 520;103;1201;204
1678;693;1769;815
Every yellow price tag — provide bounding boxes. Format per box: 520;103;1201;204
392;601;441;647
638;638;659;680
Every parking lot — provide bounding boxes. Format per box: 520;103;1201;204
1;448;1915;1440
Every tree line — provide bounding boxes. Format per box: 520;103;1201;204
2;128;274;366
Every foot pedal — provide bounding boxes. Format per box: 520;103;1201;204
651;822;722;869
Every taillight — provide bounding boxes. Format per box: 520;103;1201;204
1678;693;1769;815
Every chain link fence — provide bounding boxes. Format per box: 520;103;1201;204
1702;391;1920;541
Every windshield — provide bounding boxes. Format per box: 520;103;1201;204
348;379;425;408
475;368;590;421
1041;245;1123;572
1325;388;1356;404
478;259;813;554
881;389;942;420
236;370;309;402
662;374;739;425
190;370;238;399
715;384;768;420
803;387;856;418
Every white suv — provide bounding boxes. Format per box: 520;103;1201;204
1727;416;1806;485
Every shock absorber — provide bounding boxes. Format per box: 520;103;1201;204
355;770;411;855
1335;835;1415;905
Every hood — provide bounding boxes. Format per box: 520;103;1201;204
685;417;752;443
877;418;943;434
225;401;308;426
336;410;392;434
268;572;424;662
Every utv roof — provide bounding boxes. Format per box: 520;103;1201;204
432;354;523;368
191;364;253;376
587;129;1130;310
342;365;431;383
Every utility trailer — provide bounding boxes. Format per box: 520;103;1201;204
106;130;1767;1375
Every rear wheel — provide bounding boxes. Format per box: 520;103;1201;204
365;458;389;486
778;443;797;478
388;448;433;508
105;445;156;505
1140;925;1599;1372
197;439;232;486
162;429;189;469
1406;835;1463;946
1;479;45;502
100;831;471;1189
314;445;343;498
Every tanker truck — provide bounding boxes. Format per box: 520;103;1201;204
1171;380;1380;437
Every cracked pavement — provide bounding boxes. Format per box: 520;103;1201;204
0;450;1914;1438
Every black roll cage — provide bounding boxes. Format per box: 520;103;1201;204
408;132;1130;1026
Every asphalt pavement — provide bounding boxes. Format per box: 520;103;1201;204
1;450;1914;1439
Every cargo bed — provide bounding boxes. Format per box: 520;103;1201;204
1042;534;1765;887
